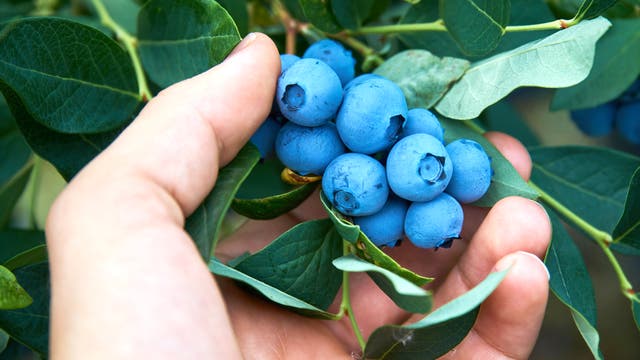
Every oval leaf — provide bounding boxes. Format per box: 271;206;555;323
0;265;32;310
0;262;49;357
612;167;640;253
440;118;539;206
435;17;611;119
138;0;241;89
331;0;375;29
233;219;343;310
0;96;31;185
544;207;603;359
333;255;432;314
552;18;640;110
185;144;260;260
232;158;318;220
575;0;619;20
364;269;509;359
530;146;640;234
0;17;141;133
0;230;46;269
209;256;339;319
320;192;432;287
0;159;32;227
373;50;470;109
441;0;510;56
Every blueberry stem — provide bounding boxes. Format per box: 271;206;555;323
341;241;367;352
91;0;153;101
530;181;636;300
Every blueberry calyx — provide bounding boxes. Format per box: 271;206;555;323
334;190;359;212
418;154;446;184
282;84;305;110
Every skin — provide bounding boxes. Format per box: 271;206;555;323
46;33;551;359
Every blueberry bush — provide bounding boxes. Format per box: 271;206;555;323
1;0;639;358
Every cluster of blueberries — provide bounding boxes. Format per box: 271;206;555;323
570;80;640;144
250;39;492;249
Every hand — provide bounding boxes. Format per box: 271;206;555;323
46;33;551;359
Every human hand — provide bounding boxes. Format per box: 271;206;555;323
46;33;550;359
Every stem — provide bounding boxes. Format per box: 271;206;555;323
349;18;579;36
273;0;298;54
341;241;366;352
529;181;636;299
91;0;153;101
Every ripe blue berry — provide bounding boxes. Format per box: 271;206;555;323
322;153;389;216
386;133;452;202
303;39;355;86
280;54;300;73
250;116;282;159
570;102;616;137
275;122;346;175
402;108;444;143
353;195;408;248
336;77;408;154
276;58;343;127
445;139;492;203
615;101;640;144
404;193;463;249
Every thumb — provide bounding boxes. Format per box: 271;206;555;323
79;33;281;214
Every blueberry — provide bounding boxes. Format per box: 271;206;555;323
344;73;384;93
402;108;444;143
445;139;492;203
386;133;452;202
275;122;346;175
303;39;355;86
336;77;408;154
353;195;409;247
276;58;343;127
570;102;616;137
404;193;463;249
250;116;283;159
615;100;640;144
280;54;300;74
322;153;389;216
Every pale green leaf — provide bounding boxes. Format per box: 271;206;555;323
435;17;611;119
0;265;31;310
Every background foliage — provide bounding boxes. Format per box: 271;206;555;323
0;0;639;358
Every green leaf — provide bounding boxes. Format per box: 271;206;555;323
233;219;343;310
0;262;49;357
217;0;249;35
441;0;510;56
0;265;31;310
435;17;611;120
0;160;32;227
530;146;640;234
544;207;603;359
0;17;141;133
137;0;241;89
320;192;432;287
0;96;31;186
440;118;539;206
331;0;375;29
185;144;260;260
0;230;46;270
552;18;640;110
364;269;509;359
612;168;640;252
482;100;540;147
333;255;432;314
373;49;470;109
575;0;619;19
231;158;318;220
400;0;555;60
0;1;32;23
298;0;342;33
11;89;126;180
209;257;339;319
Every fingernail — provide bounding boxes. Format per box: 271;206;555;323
227;33;258;58
517;251;551;280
